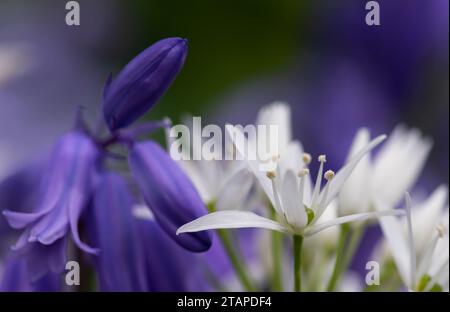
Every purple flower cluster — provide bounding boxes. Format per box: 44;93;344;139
0;37;211;290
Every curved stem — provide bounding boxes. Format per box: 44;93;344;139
326;223;350;291
208;202;256;291
293;235;304;292
342;224;365;270
327;222;366;291
270;207;283;291
216;229;256;291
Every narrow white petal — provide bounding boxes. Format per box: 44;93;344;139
176;211;288;234
338;128;371;215
405;193;417;289
372;126;432;207
216;168;253;211
417;233;440;278
256;102;292;155
320;134;387;208
425;258;449;292
313;179;332;223
302;169;314;206
282;170;307;228
226;125;274;204
429;230;449;280
375;199;411;287
412;185;448;252
179;160;213;203
218;160;247;191
278;141;304;176
304;209;404;236
311;159;324;207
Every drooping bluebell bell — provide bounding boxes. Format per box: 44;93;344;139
0;36;213;289
128;141;212;252
87;171;215;291
136;217;212;291
103;37;188;131
88;172;148;291
0;163;41;255
2;129;100;280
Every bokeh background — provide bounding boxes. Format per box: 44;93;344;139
0;0;448;284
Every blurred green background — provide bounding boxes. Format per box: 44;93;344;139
121;0;304;120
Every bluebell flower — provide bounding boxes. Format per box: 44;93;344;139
88;172;148;291
1;37;214;289
103;37;188;131
2;130;100;280
128;141;212;252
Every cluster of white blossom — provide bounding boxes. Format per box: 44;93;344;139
176;102;449;292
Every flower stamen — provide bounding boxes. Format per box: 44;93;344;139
267;171;283;217
298;168;310;207
436;223;447;238
302;153;312;166
311;154;326;206
315;170;335;218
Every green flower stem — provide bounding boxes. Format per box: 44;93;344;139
208;202;256;292
216;229;256;291
270;207;283;291
326;223;350;291
342;223;365;270
293;235;304;292
327;222;366;291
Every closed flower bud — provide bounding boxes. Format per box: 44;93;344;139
103;37;188;131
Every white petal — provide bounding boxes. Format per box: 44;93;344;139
417;233;440;278
176;211;288;234
338;128;371;215
426;258;449;292
216;168;253;211
405;193;417;289
179;160;214;203
371;126;432;207
304;209;404;236
226;125;275;205
412;185;448;252
307;200;339;246
375;199;411;288
218;160;247;190
281;170;307;228
277;141;304;176
256;102;292;155
429;224;449;278
319;134;387;211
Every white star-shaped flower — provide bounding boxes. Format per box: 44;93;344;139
378;189;449;291
178;103;403;238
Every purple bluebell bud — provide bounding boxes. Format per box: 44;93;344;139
128;141;212;252
88;172;148;291
103;37;188;131
2;130;100;279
